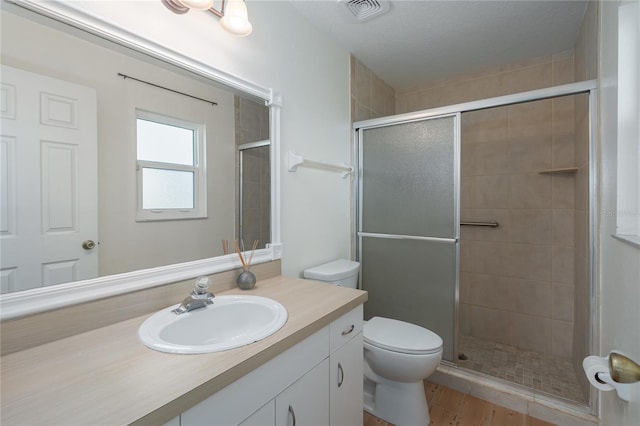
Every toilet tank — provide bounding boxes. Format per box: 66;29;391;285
303;259;360;288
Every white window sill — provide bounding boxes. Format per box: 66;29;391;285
612;234;640;249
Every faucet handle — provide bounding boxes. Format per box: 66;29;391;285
194;276;212;294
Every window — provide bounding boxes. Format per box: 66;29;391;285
135;110;206;221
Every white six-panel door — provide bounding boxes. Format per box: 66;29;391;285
0;65;98;293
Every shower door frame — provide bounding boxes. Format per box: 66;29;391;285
353;79;598;412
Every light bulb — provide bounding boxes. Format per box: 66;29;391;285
177;0;213;10
220;0;253;36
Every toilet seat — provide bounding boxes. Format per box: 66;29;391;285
364;317;443;355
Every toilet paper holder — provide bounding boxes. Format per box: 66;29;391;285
589;352;640;402
609;352;640;384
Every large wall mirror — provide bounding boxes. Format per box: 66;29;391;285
0;0;281;318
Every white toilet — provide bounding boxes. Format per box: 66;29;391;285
303;259;443;426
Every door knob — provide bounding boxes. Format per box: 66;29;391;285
610;352;640;383
82;240;96;250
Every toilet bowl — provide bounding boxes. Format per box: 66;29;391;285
303;259;444;426
363;316;442;425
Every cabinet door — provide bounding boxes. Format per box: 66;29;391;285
240;400;275;426
275;359;329;426
330;332;363;426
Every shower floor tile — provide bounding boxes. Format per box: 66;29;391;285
457;335;588;404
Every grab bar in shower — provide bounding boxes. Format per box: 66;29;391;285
460;221;500;228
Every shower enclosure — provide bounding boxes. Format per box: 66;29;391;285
355;81;595;407
234;95;270;250
238;141;270;249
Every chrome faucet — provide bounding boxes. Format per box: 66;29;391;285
172;276;215;315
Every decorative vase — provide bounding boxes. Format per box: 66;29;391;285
237;269;256;290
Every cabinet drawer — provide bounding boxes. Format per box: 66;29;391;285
330;305;363;352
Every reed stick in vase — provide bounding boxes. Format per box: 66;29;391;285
248;240;258;266
234;240;248;270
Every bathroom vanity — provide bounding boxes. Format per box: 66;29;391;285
0;276;367;425
177;304;363;426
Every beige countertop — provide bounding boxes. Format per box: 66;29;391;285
0;276;367;426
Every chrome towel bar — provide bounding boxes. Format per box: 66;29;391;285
460;221;500;228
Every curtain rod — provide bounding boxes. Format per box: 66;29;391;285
117;73;218;106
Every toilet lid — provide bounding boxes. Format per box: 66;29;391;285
363;317;443;355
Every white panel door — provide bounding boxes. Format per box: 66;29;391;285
0;65;98;293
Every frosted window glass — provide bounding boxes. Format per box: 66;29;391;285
361;116;456;238
142;168;194;209
137;119;194;166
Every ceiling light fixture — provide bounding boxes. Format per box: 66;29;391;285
161;0;252;37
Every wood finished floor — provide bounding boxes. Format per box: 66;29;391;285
363;381;557;426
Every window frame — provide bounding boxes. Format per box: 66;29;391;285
135;109;207;222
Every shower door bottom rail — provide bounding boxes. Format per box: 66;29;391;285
358;232;457;244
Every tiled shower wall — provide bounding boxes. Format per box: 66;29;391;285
459;95;579;358
350;56;396;121
234;96;270;248
395;51;576;114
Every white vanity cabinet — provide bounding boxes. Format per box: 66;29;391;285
179;305;363;426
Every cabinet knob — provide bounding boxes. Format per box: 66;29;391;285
337;362;344;388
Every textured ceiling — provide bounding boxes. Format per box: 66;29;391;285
288;0;588;89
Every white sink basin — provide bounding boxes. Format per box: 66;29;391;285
138;295;288;354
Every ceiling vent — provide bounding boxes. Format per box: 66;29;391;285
341;0;391;22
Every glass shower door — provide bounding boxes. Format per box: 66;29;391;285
357;114;459;362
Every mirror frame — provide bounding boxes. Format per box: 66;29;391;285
0;0;282;320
